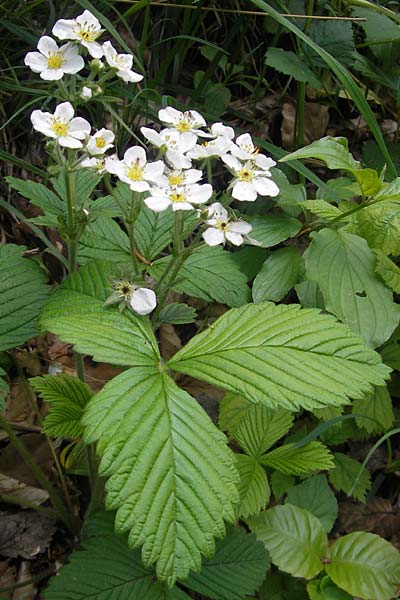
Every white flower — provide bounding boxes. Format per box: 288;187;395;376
30;102;90;148
145;182;212;212
106;146;164;192
209;122;235;139
230;133;276;170
141;127;195;169
130;288;157;315
202;202;252;246
187;136;232;160
158;107;207;146
86;128;115;155
103;41;143;83
52;10;104;58
24;36;84;81
222;154;279;201
80;86;92;100
80;156;107;173
161;168;203;187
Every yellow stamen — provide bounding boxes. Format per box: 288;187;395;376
127;162;143;181
95;137;106;148
168;173;184;185
239;168;253;182
77;26;100;43
47;53;63;69
51;120;68;137
176;120;192;133
170;192;186;203
217;221;228;231
114;280;134;300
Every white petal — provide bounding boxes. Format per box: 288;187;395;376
80;86;92;100
124;146;146;166
225;231;244;245
183;169;202;184
54;101;74;122
144;196;171;212
52;19;77;40
229;221;252;234
105;157;121;174
158;106;181;125
254;154;276;170
185;109;206;127
179;131;197;147
166;149;192;170
232;181;257;201
253;177;280;197
80;157;97;168
40;68;64;80
203;227;225;246
58;136;83;149
130;288;157;315
172;202;194;211
210;122;234;139
76;10;101;31
102;40;117;64
30;110;54;136
83;41;104;59
37;36;59;55
187;183;212;204
141;127;161;146
236;133;254;151
24;52;47;72
116;68;143;83
62;54;84;74
221;153;242;172
207;202;227;221
127;180;150;192
69;117;91;138
143;160;165;182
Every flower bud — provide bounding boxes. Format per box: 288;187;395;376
80;86;93;101
89;58;104;73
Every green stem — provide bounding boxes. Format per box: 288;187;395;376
127;193;142;275
103;173;129;219
65;169;78;273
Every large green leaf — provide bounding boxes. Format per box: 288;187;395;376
82;366;239;586
326;532;400;600
352;385;394;433
248;505;328;579
0;244;50;351
307;576;353;600
30;374;93;439
168;302;391;411
265;48;321;88
260;442;334;475
236;454;270;518
374;249;400;293
78;217;130;265
183;526;270;599
328;452;371;502
358;200;400;255
280;137;360;172
43;511;190;599
135;205;174;261
252;247;302;303
247;214;302;248
150;246;251;307
233;404;293;457
304;228;400;348
39;261;158;367
285;475;338;533
6;176;64;216
218;393;254;437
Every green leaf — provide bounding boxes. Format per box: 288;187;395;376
352;6;400;45
285;475;338;533
304;228;400;348
30;374;93;439
280;137;360;172
6;176;64;216
305;21;355;67
265;48;321;88
300;200;342;221
374;250;400;293
0;244;50;352
358;201;400;255
247;214;302;248
82;366;239;586
295;280;325;309
328;452;371;502
307;576;353;600
270;471;295;502
52;170;100;207
135;205;178;261
236;454;270;518
0;367;8;411
380;341;400;370
168;302;391;411
159;303;196;325
233;404;293;457
253;247;302;303
40;261;159;367
43;511;189;599
260;442;334;475
78;217;130;265
150;246;251;307
352;168;382;197
248;505;328;579
272;168;306;216
326;531;400;600
230;246;269;280
184;526;270;599
218;393;252;437
259;572;308;600
352;385;394;433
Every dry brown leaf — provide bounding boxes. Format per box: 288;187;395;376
0;433;53;487
181;378;224;424
4;378;36;429
338;497;400;539
0;511;55;559
13;562;36;600
281;101;329;150
159;324;182;361
0;560;17;600
0;473;49;506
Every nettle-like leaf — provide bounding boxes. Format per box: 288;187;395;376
183;525;270;600
0;244;50;351
159;303;197;325
358;201;400;255
168;302;391;411
150;246;251;307
326;532;400;600
285;474;338;533
260;442;334;475
233;404;293;457
374;250;400;293
329;452;371;502
270;471;295;502
52;169;101;208
247;214;302;247
6;176;65;220
82;366;239;586
248;505;328;579
30;374;93;438
280;137;360;172
218;393;254;437
79;217;130;265
304;228;400;348
352;385;394;433
300;199;343;221
39;261;158;366
265;47;321;88
252;247;302;303
236;454;270;518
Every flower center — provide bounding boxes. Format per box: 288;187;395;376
168;173;184;185
176;120;192;133
170;192;186;203
77;26;100;42
127;162;143;181
239;168;253;182
217;220;229;231
95;136;106;148
51;120;69;137
47;53;63;69
114;280;134;301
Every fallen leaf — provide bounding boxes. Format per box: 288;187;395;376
13;562;36;600
0;433;53;487
281;101;329;150
0;511;55;559
159;324;182;361
0;560;16;600
0;473;49;506
338;497;400;538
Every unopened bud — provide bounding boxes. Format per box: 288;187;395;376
89;59;104;73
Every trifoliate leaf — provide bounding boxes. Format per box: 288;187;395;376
329;452;371;502
247;214;302;248
150;246;251;307
233;404;293;457
40;261;159;367
78;217;130;265
168;302;391;411
218;393;252;436
352;385;394;433
358;201;400;255
184;526;270;600
280;137;360;171
304;228;400;348
236;454;270;518
252;247;302;303
260;442;334;475
30;374;93;439
374;250;400;293
82;367;239;586
0;244;50;351
326;532;400;600
265;48;321;88
158;303;197;325
248;505;328;579
285;475;338;533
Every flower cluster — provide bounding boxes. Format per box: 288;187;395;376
25;10;142;85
